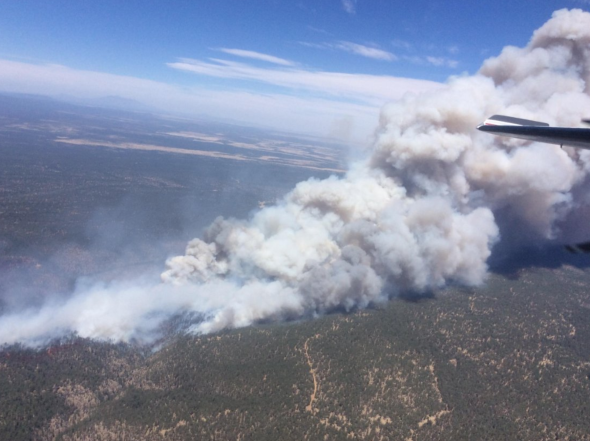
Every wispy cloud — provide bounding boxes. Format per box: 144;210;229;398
401;55;458;69
167;57;440;105
389;40;460;68
216;48;296;66
301;40;396;62
425;56;459;68
303;39;457;67
333;41;397;61
342;0;356;14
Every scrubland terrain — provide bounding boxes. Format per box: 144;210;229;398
2;265;590;441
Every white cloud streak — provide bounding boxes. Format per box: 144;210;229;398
303;40;459;67
302;40;397;61
333;41;397;61
167;58;441;105
401;55;459;69
217;48;296;66
426;56;459;68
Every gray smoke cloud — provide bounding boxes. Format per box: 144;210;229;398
2;8;590;346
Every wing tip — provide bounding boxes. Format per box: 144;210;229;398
565;241;590;254
481;114;549;127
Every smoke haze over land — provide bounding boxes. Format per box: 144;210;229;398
2;9;590;346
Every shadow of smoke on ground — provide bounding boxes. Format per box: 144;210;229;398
397;290;436;303
489;243;590;280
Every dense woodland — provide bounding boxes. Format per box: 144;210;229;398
1;264;590;440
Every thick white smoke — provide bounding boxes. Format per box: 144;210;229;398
2;9;590;346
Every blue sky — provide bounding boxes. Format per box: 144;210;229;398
0;0;587;142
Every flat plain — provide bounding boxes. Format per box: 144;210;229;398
0;94;341;300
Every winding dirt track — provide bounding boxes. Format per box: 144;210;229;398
303;338;318;413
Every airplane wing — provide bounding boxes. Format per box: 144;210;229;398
477;114;590;150
478;115;590;254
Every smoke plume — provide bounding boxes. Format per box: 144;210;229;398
2;9;590;346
